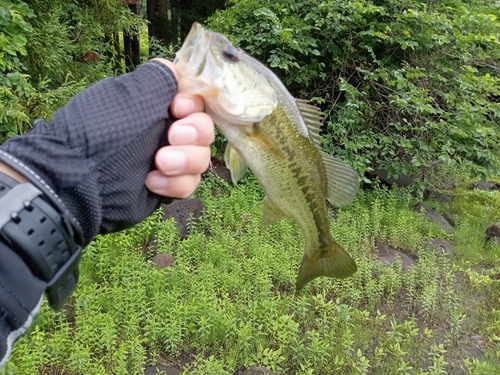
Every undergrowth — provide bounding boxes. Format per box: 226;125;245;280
3;175;499;375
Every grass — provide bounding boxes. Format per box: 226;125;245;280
2;172;500;375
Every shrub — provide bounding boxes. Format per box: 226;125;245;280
208;0;500;187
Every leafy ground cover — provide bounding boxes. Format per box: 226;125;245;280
3;172;499;375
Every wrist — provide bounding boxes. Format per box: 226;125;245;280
0;167;83;309
0;162;28;183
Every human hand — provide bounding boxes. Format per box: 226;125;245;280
145;59;214;199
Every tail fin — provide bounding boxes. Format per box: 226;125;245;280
296;241;357;291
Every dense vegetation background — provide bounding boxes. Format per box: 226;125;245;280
1;0;499;374
2;0;500;189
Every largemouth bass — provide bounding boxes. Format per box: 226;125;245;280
174;23;359;290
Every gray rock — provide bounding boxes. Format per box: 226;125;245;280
162;198;204;239
144;364;180;375
237;367;277;375
478;180;500;191
486;224;500;239
427;238;454;258
413;202;455;234
375;240;390;256
375;241;416;271
152;254;175;269
203;160;232;184
377;249;416;271
366;169;414;188
444;212;457;226
212;162;232;183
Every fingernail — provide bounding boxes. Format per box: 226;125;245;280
147;173;168;191
169;125;198;144
158;150;186;174
173;94;195;114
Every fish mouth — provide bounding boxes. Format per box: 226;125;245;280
174;22;210;77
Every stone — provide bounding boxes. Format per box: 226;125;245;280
375;239;390;256
486;224;500;239
162;198;204;239
444;212;457;226
237;367;277;375
427;238;454;258
377;249;416;271
144;365;180;375
413;202;455;234
202;160;233;184
365;169;414;188
152;254;175;269
477;180;500;191
212;162;232;183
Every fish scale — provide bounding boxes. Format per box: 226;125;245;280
175;22;360;291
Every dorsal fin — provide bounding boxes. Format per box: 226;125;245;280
295;99;323;148
224;143;248;184
320;151;359;207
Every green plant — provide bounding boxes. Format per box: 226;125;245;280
0;0;142;142
5;172;500;374
208;0;500;192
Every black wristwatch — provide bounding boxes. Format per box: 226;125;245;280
0;171;82;310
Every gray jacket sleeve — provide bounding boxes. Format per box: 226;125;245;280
1;60;178;245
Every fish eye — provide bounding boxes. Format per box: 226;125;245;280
223;48;240;62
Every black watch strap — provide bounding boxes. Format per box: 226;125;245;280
0;172;82;310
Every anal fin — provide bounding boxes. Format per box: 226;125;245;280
260;197;288;226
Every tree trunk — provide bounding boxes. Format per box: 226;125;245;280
123;1;140;72
123;32;132;72
147;0;169;55
113;33;122;73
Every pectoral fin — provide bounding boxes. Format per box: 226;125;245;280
320;151;359;208
224;143;248;184
260;197;288;226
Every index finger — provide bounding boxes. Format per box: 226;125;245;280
151;58;182;83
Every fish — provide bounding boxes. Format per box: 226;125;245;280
174;23;359;291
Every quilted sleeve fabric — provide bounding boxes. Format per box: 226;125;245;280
0;60;178;245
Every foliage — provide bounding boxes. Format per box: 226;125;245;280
0;0;142;142
208;0;500;188
5;176;499;374
0;0;34;140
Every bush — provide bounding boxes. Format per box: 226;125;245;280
208;0;500;187
0;0;142;142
